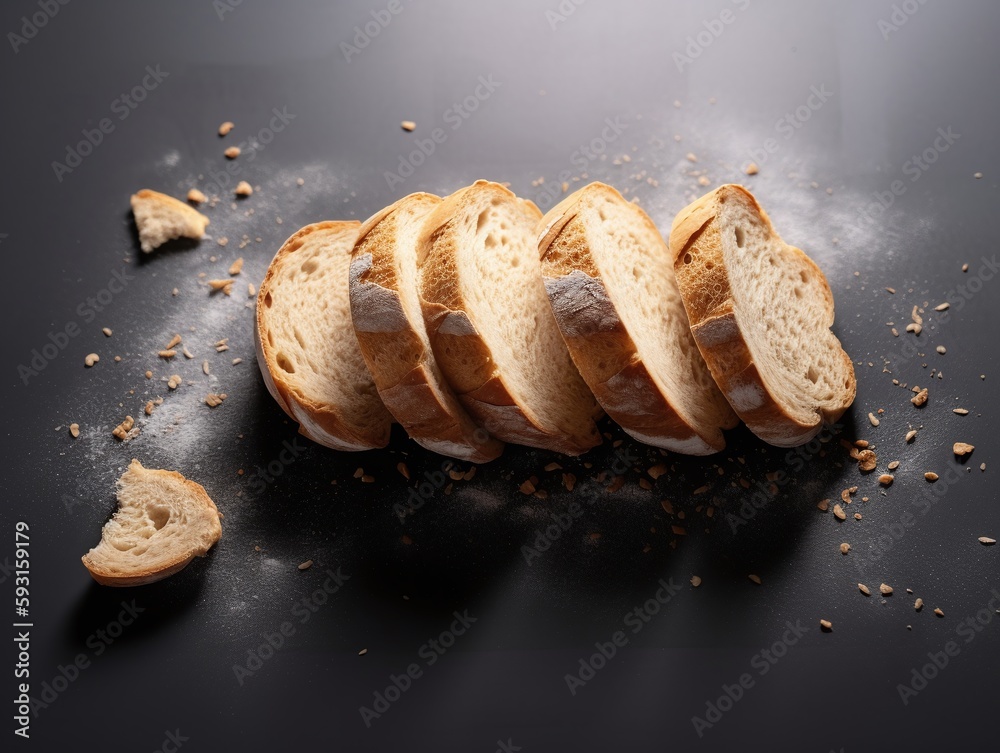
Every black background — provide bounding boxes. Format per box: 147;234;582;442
2;1;998;751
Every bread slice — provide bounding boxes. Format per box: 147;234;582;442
81;460;222;586
350;193;504;462
669;184;856;447
417;180;602;456
130;189;209;253
255;222;393;450
538;183;737;454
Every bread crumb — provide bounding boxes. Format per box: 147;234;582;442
102;327;113;337
748;574;762;585
933;608;944;617
400;120;416;131
396;462;410;480
69;423;80;438
953;408;969;415
519;479;535;494
857;449;877;472
888;460;900;470
182;346;194;359
158;349;177;359
905;429;917;442
358;648;368;656
979;536;996;545
205;393;227;407
84;353;99;367
880;583;893;596
112;415;134;440
690;575;702;587
218;121;234;136
208;279;234;295
924;472;939;481
934;302;950;311
885;287;896;294
868;412;880;426
296;178;304;186
562;473;576;491
686;152;698;163
878;474;894;486
953;442;974;457
911;388;928;407
817;499;830;512
819;620;832;632
974;171;984;179
224;146;240;159
858;583;871;596
165;334;182;350
228;257;244;276
744;162;759;175
840;542;850;554
187;188;206;204
167;374;182;390
935;345;947;354
145;370;153;379
235;181;253;197
218;237;229;247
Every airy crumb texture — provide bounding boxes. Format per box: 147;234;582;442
539;182;736;454
256;221;392;450
130;189;210;253
81;460;222;587
669;184;856;447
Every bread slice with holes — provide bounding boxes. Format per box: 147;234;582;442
669;184;855;447
538;182;737;454
130;189;209;253
417;180;602;455
255;221;393;450
81;459;222;586
350;193;504;462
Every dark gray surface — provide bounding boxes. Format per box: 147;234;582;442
2;0;998;750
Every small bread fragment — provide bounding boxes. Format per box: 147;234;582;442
350;193;504;462
130;189;209;253
256;222;393;450
669;184;856;447
539;182;737;454
417;181;601;455
81;460;222;586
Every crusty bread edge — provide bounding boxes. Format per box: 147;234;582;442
81;460;222;587
668;184;855;447
254;221;390;451
538;183;729;454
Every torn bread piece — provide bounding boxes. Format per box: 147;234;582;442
417;180;602;456
130;189;209;253
81;460;222;586
669;184;855;447
539;182;737;454
350;193;504;462
256;222;393;450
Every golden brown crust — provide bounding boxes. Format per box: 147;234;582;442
668;184;855;447
81;461;222;587
417;181;600;456
255;222;391;451
350;194;504;462
539;183;733;454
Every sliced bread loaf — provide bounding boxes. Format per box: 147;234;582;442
539;182;737;454
130;189;209;252
255;221;393;450
669;184;856;447
82;459;222;586
417;180;602;455
350;193;504;462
